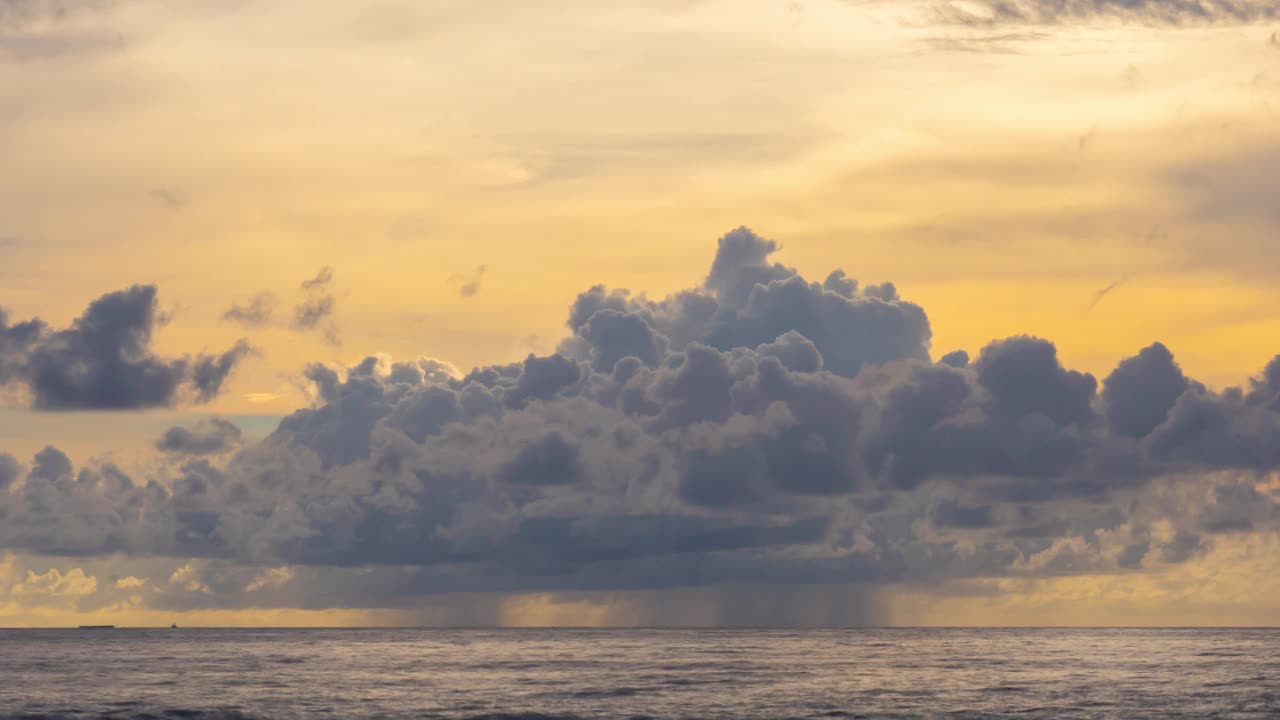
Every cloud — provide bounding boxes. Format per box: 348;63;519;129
113;575;146;589
225;270;342;341
0;454;19;490
293;267;339;345
930;0;1280;26
921;30;1050;53
1101;342;1197;438
222;292;276;326
243;566;294;593
1;228;1278;618
0;285;253;410
0;306;44;385
155;418;243;457
0;0;119;64
0;1;106;27
168;563;210;594
191;340;257;403
563;227;930;378
293;296;335;333
299;266;333;291
148;187;186;210
451;265;487;298
1086;276;1129;312
11;566;96;598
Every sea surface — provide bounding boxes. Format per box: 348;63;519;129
0;628;1276;719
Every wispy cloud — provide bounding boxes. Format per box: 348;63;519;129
148;187;186;210
293;267;339;345
1087;274;1131;312
451;264;487;298
921;30;1050;53
930;0;1279;26
222;292;275;327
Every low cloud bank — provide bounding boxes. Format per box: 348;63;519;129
1;228;1278;615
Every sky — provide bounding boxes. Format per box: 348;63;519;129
1;0;1279;627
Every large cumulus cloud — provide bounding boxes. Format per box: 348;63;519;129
1;228;1278;614
0;285;253;410
563;227;931;378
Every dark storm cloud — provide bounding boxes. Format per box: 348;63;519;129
931;499;997;528
0;285;252;409
504;352;582;408
580;309;669;373
156;419;243;457
27;285;189;409
497;431;583;486
1;228;1277;605
974;336;1096;426
222;292;275;326
858;336;1157;500
931;0;1280;25
1102;342;1196;438
1146;384;1280;469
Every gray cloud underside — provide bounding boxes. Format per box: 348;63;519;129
1;228;1278;605
0;0;104;26
929;0;1279;25
0;0;118;63
156;418;243;457
0;285;252;410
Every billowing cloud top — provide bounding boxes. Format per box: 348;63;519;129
1;228;1277;618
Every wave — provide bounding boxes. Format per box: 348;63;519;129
6;708;1267;720
0;707;262;712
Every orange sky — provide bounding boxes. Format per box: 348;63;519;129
2;0;1280;626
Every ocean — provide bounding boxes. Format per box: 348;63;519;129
0;628;1275;719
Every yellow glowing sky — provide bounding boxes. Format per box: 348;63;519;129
3;2;1278;421
2;0;1280;626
